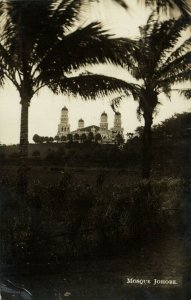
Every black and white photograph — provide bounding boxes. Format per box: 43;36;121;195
0;0;191;299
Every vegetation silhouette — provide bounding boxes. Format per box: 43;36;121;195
105;0;191;16
111;15;191;178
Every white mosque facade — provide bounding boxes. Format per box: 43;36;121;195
57;107;124;143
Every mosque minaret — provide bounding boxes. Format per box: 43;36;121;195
78;118;84;129
100;112;108;133
57;106;70;137
112;112;123;135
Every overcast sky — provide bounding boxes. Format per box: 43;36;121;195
0;0;190;145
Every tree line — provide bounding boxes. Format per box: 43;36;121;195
33;132;124;144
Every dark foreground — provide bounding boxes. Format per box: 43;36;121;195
0;171;191;299
2;230;191;300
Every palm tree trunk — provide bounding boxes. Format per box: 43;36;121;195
18;99;30;192
142;113;153;179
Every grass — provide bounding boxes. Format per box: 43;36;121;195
0;174;187;272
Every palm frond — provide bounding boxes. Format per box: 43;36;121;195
143;0;191;15
155;17;190;69
179;88;191;99
168;0;191;16
158;51;191;81
107;0;191;15
52;0;84;33
49;74;135;99
133;16;191;88
91;0;129;9
158;69;191;89
36;22;136;76
137;16;190;74
0;42;21;88
159;83;172;99
109;0;128;9
0;64;5;86
2;0;57;68
110;95;126;112
0;43;17;71
158;36;191;70
2;0;84;67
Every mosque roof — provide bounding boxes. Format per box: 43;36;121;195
71;125;100;134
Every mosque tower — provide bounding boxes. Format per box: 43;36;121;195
100;112;108;134
57;106;70;137
78;118;84;129
113;112;124;135
114;112;122;131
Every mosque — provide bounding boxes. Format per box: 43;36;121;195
57;106;124;143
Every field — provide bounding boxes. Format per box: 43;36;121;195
0;141;191;299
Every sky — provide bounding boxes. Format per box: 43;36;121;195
0;0;190;145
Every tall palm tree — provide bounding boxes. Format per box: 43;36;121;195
0;0;134;184
112;15;191;178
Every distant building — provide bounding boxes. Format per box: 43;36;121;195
57;107;124;143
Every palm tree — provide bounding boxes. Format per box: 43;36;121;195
0;0;135;185
112;16;191;178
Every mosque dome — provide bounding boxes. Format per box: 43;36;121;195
62;106;68;111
